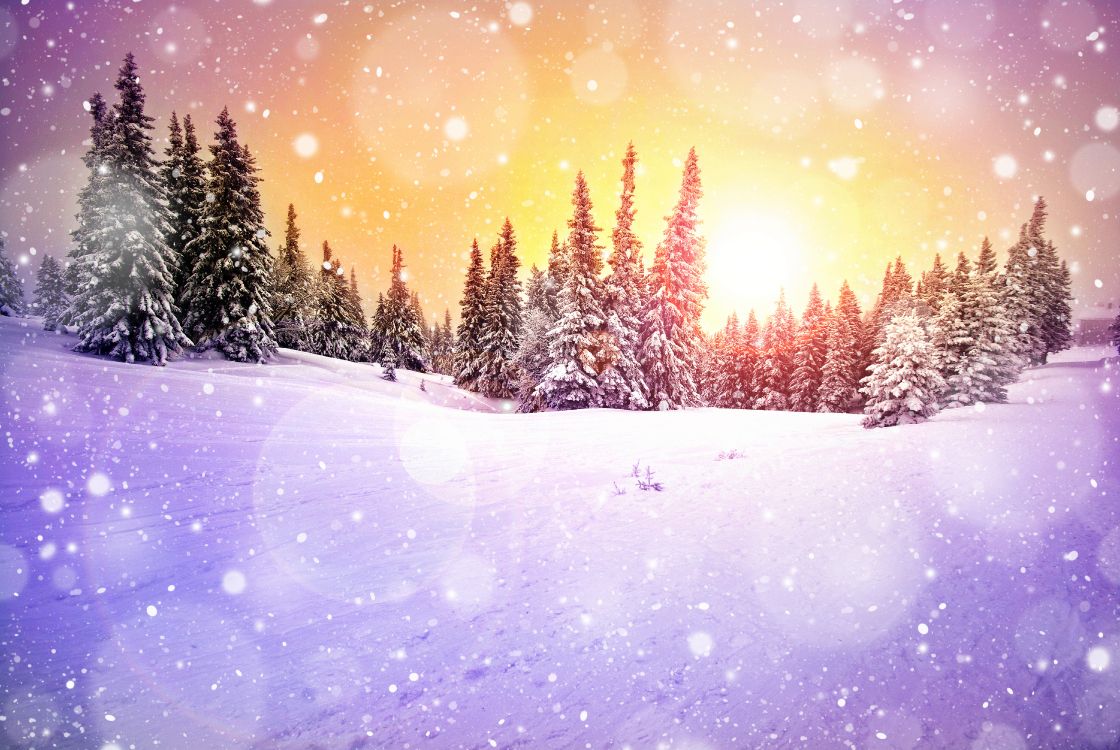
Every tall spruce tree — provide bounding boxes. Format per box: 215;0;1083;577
861;311;946;428
179;108;276;362
378;246;425;370
160;112;206;308
454;239;487;389
789;283;829;412
71;53;189;364
818;281;863;412
312;241;366;360
272;204;316;349
754;290;797;410
0;235;24;316
545;229;569;317
1110;307;1120;356
920;253;950;311
62;92;112;328
476;219;523;398
536;173;606;409
638;148;707;410
1003;220;1049;366
34;255;67;330
598;143;650;410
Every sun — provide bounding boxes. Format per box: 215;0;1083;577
704;209;807;327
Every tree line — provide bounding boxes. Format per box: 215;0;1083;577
0;53;452;373
0;52;1108;428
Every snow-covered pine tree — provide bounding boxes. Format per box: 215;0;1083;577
476;219;523;398
861;310;946;428
160;112;206;309
535;172;606;409
638;148;708;410
818;281;863;412
706;313;746;408
861;257;914;374
733;309;761;409
1039;243;1073;359
179;109;275;362
271;204;316;350
754;289;797;410
379;246;425;371
932;285;973;407
381;347;398;382
311;241;365;360
1003;221;1049;367
369;292;386;360
967;245;1020;404
1111;307;1120;356
409;289;427;356
0;235;25;316
598;143;650;410
454;239;487;389
920;253;950;311
789;283;829;412
545;229;568;318
513;265;552;410
62;91;112;329
438;309;455;373
71;54;189;364
34;255;68;330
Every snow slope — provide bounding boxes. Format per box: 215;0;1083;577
1;314;1118;749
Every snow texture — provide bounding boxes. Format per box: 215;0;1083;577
1;315;1118;749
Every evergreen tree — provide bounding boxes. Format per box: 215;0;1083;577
34;255;68;330
704;313;745;408
754;290;797;410
179;109;275;362
536;172;606;409
160;112;206;309
545;229;569;317
1003;220;1049;366
789;283;829;412
733;310;761;409
861;311;946;428
272;204;316;349
71;53;189;364
311;241;366;360
454;239;487;389
476;219;523;398
62;91;112;328
598;143;650;410
639;147;707;410
0;235;25;316
920;253;950;311
818;281;863;412
1111;308;1120;356
378;246;426;371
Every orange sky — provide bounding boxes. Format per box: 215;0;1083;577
3;0;1118;329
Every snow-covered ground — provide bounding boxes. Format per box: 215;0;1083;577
1;314;1118;750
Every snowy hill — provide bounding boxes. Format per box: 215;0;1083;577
1;314;1118;749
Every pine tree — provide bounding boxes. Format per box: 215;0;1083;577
62;91;112;329
476;219;523;398
754;290;797;410
311;241;366;360
734;310;761;408
704;313;746;408
454;239;488;389
789;283;829;411
818;281;863;412
0;235;25;316
545;229;569;317
639;148;707;410
378;246;426;371
1110;308;1120;356
1003;215;1050;366
536;172;606;409
920;253;950;311
71;53;189;364
34;255;68;330
598;143;650;410
861;311;946;428
160;112;206;309
271;204;316;350
179;108;275;361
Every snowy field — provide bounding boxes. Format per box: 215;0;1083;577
1;314;1118;750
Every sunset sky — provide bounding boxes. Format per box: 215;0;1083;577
1;0;1118;330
